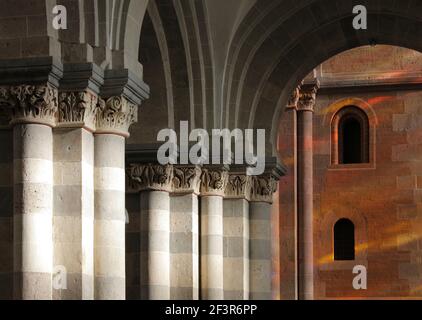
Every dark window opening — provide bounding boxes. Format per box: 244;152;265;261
334;218;355;261
337;107;369;165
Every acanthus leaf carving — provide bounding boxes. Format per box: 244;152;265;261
172;166;202;194
249;174;278;203
0;84;58;125
298;81;320;112
96;96;138;136
225;173;251;200
58;91;100;130
200;167;229;196
127;163;173;192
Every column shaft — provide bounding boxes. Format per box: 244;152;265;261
0;129;13;299
94;134;126;300
201;195;224;299
223;198;249;300
249;202;272;300
53;128;94;299
170;194;199;299
297;110;314;300
140;191;170;299
13;124;53;299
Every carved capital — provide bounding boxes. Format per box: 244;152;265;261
58;90;100;131
172;165;202;195
297;81;320;112
0;83;58;126
200;167;229;197
249;174;278;203
96;96;138;137
286;85;301;110
225;173;252;200
127;163;174;193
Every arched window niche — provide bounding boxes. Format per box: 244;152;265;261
334;218;355;261
328;99;377;169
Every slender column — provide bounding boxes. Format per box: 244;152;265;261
249;169;280;300
223;169;250;300
1;84;58;299
200;166;229;300
94;97;137;300
278;88;300;300
0;123;13;299
52;90;98;300
297;81;319;300
127;163;173;300
170;165;201;299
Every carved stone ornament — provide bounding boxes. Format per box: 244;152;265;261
297;81;320;112
0;84;58;126
200;167;229;197
172;165;202;195
286;85;301;110
225;173;251;200
96;96;138;137
58;90;100;131
249;174;278;203
127;163;174;192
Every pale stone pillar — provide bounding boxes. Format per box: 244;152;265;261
297;81;319;300
1;84;58;299
52;88;99;300
0;123;13;299
249;165;283;300
200;166;229;300
223;168;250;300
170;165;201;300
94;97;138;300
127;163;173;300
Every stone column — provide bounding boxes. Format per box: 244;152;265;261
0;116;13;299
223;168;250;300
0;84;58;299
297;81;319;300
278;88;300;300
127;163;174;300
53;88;99;300
170;165;201;300
249;165;282;300
200;166;229;300
94;97;137;300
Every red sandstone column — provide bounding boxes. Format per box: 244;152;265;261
297;81;319;300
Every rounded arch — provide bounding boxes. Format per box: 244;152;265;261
218;0;422;156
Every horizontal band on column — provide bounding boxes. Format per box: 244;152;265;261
171;287;197;300
140;230;170;252
223;237;246;258
13;272;52;299
94;276;125;300
250;240;272;259
94;167;125;191
53;162;94;186
95;220;125;250
224;290;247;300
141;285;170;300
201;235;223;255
94;190;125;221
170;233;194;254
13;183;52;215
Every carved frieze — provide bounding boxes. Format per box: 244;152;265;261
249;174;278;204
225;173;251;200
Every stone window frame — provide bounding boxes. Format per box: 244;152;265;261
318;210;368;271
334;218;355;261
323;98;378;171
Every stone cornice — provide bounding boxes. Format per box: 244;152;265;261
200;166;229;197
126;163;174;193
172;165;202;195
297;80;320;112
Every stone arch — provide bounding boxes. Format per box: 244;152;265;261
219;0;422;156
